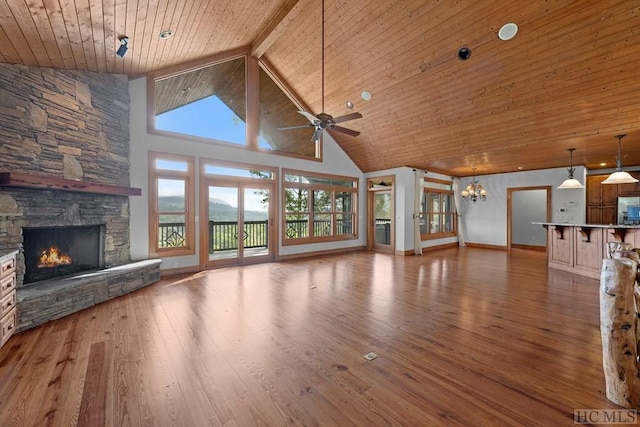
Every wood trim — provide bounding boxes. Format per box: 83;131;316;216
246;55;260;150
199;173;278;269
149;46;250;81
251;0;302;58
148;152;196;258
282;169;359;246
366;175;395;253
465;243;507;250
200;158;278;179
423;177;453;186
511;244;546;252
0;172;141;196
160;264;201;278
283;168;359;185
421;231;457;240
421;242;459;252
395;249;415;256
276;246;365;261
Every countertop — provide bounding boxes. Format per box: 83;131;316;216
533;222;640;229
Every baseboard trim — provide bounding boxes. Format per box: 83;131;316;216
421;242;459;252
161;264;201;278
277;246;366;261
511;244;546;252
464;243;508;250
395;249;415;256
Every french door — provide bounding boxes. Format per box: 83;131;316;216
201;179;275;268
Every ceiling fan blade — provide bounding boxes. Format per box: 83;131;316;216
278;124;314;131
298;110;319;124
332;112;363;124
331;125;360;137
311;127;323;142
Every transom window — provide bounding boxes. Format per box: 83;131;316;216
283;170;358;244
154;57;247;145
149;49;320;160
420;179;456;239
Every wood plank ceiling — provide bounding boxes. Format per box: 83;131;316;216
1;0;639;176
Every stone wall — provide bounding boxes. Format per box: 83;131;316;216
0;63;133;288
0;64;130;185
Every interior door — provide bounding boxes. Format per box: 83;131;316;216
202;180;275;268
507;186;551;251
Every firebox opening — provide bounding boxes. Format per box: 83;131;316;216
23;225;105;284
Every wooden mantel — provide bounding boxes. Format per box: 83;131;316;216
0;172;141;196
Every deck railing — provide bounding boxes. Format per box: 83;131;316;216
158;218;361;251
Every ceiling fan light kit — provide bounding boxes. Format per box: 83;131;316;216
278;0;363;141
602;134;639;184
558;148;584;189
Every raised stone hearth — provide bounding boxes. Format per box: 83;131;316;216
17;259;161;332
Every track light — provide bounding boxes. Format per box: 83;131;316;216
116;37;129;58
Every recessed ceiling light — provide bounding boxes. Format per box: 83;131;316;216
346;101;354;109
599;162;607;167
361;91;372;101
498;23;518;41
181;87;190;93
517;166;524;170
159;30;174;39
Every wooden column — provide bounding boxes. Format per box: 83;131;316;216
600;255;640;408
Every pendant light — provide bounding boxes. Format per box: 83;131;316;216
558;148;584;189
601;134;639;184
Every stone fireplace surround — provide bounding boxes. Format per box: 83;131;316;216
0;183;160;332
0;63;161;332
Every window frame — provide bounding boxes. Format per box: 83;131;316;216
282;169;358;245
148;151;196;257
420;178;457;240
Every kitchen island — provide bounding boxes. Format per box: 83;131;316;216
535;222;640;279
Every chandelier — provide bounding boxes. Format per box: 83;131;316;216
461;168;487;202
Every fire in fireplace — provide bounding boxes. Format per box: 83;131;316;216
23;225;104;284
39;246;72;267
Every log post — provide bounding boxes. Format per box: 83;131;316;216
600;257;640;408
613;251;640;361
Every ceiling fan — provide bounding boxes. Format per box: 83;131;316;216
278;0;362;142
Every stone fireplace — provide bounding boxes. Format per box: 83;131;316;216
23;224;104;284
0;64;161;332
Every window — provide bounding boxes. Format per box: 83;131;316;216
420;179;456;239
149;49;320;160
283;170;357;244
153;56;247;145
148;152;196;257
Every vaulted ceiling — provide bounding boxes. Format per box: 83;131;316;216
1;0;639;176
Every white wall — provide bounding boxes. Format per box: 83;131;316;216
461;167;587;247
363;168;458;252
128;77;365;268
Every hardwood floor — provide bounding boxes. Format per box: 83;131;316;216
0;248;618;426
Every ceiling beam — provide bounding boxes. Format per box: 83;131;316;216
251;0;303;58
